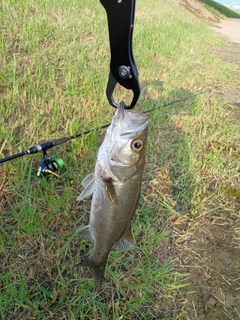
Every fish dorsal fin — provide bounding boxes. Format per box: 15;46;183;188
75;225;93;242
103;177;118;205
81;172;94;187
77;174;95;201
114;223;136;251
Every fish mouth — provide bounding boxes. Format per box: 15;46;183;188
107;103;148;141
113;103;148;132
113;102;125;122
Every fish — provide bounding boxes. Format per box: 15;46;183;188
76;102;148;287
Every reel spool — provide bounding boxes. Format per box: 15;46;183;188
37;155;75;185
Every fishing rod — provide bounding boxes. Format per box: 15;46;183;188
0;123;110;183
0;123;110;164
0;92;202;181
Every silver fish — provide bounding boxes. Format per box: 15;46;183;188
76;103;148;287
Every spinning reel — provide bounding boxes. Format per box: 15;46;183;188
0;136;79;185
37;153;75;185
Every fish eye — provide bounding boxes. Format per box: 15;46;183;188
131;139;144;152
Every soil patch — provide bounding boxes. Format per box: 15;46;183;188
213;19;240;122
178;0;220;22
214;18;240;44
176;211;240;319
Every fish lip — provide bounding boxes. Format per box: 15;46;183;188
108;104;124;134
108;103;148;139
116;104;148;128
115;103;125;122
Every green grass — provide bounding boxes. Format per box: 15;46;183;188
201;0;240;18
1;0;240;319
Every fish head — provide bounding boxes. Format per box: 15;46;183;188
106;104;148;181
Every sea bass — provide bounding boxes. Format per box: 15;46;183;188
76;103;148;287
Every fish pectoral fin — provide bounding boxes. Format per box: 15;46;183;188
77;177;95;201
81;172;94;187
103;177;118;205
75;225;93;242
114;223;136;251
80;255;108;288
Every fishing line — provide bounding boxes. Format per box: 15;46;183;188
0;91;204;178
143;91;204;114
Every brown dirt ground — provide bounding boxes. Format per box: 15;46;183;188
214;19;240;123
176;17;240;320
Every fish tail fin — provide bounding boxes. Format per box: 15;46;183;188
81;256;108;288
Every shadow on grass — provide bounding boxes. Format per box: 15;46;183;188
125;81;201;318
141;80;199;216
